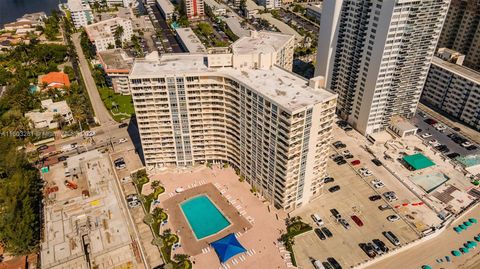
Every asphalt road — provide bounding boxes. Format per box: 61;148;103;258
72;33;116;126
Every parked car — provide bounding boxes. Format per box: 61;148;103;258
383;231;400;246
371;159;382;166
326;257;342;269
373;182;385;189
447;152;460;159
339;218;350;229
452;127;461;132
387;214;400;222
351;215;364;227
421;133;432;139
119;138;128;143
369;195;382;201
372;239;389;253
313;260;326;269
383;191;398;202
322;262;334;269
342;150;351;156
328;185;341;193
321;227;333;238
378;204;391;211
118;123;128;128
351;160;361;166
323;177;335;183
85;131;96;137
311;213;324;226
333;156;344;162
424;118;437;125
314;228;326;240
344;154;354;159
37;145;48;151
435;145;449;153
330;209;341;219
428;139;441;147
359;243;376;258
462;141;473;148
58;156;68;162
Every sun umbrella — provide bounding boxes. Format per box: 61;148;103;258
469;241;478;247
474;236;480;242
422;265;432;269
461;247;470;253
469;218;478;224
464;221;472;227
460;224;467;230
465;242;473;249
452;250;461;256
454;227;462;233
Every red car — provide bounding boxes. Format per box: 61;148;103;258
351;215;364;227
351;160;361;166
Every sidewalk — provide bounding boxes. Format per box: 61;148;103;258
418;103;480;145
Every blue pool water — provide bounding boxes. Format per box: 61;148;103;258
180;195;230;240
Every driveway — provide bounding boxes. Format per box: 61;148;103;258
72;33;116;126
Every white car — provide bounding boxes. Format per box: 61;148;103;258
342;150;351;156
462;141;473;148
387;215;400;222
374;182;385;189
85;131;96;137
361;170;373;177
371;179;383;185
421;133;432;139
434;123;447;131
428;139;441;147
119;138;128;143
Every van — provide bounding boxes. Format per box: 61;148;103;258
311;214;324;226
383;231;400;246
313;260;325;269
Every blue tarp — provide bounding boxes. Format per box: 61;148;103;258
211;233;247;263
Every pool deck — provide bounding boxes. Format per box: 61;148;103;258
152;166;290;269
163;183;252;255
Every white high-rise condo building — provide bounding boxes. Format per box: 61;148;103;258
129;32;337;210
316;0;450;135
84;18;133;52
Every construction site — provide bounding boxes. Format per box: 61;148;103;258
40;150;141;269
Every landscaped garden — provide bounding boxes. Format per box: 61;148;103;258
98;87;134;122
279;217;312;266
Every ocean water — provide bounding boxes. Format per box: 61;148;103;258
0;0;64;27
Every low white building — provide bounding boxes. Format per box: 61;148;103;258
68;0;93;29
98;49;134;95
26;99;73;129
388;115;418;138
89;0;135;7
175;28;207;53
204;0;227;16
421;48;480;131
84;18;133;52
156;0;175;20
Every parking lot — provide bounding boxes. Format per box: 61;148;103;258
413;111;480;158
293;152;420;269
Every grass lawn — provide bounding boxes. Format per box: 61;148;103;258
145;186;165;212
98;87;134;122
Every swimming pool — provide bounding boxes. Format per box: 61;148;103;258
180;195;230;240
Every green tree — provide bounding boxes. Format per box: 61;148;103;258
114;25;124;48
198;22;213;36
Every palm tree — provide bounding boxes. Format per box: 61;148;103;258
114;26;124;48
53;113;66;130
152;207;164;219
151;180;160;190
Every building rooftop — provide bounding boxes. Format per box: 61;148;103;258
130;54;336;111
204;0;226;10
224;17;250;38
156;0;175;15
39;72;71;88
432;56;480;85
306;3;322;13
176;28;207;53
67;0;91;12
390;115;417;133
98;49;133;73
85;18;129;40
231;31;293;55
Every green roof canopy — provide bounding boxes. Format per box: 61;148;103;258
402;153;435;170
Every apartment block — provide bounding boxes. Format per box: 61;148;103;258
315;0;449;135
129;33;336;210
231;31;295;71
84;18;133;52
98;49;134;95
184;0;205;19
256;0;281;9
422;48;480;131
437;0;480;71
68;0;93;29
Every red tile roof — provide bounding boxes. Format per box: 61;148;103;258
40;72;71;89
